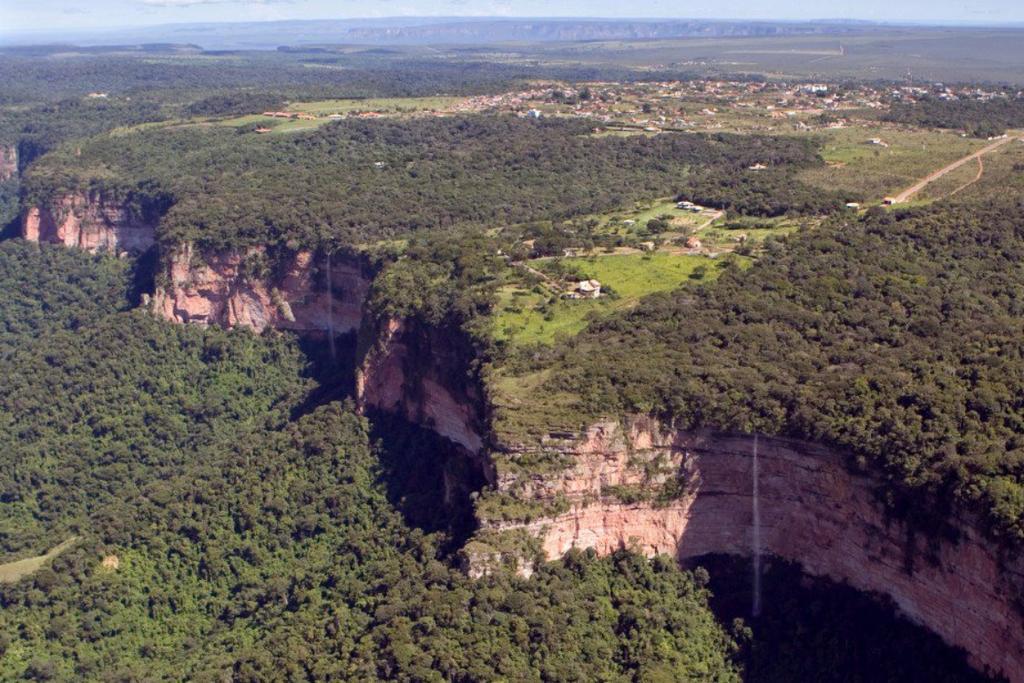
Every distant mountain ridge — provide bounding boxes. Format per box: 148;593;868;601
339;19;870;44
2;17;878;50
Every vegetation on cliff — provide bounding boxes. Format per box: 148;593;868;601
0;241;741;680
512;200;1024;540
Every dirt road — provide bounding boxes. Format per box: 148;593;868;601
892;135;1018;203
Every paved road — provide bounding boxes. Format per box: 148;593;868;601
892;135;1018;203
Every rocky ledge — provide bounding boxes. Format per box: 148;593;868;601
0;145;16;182
480;418;1024;682
21;191;157;254
152;244;369;334
20;191;1024;681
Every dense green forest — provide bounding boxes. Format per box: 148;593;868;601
518;200;1024;541
884;96;1024;137
0;241;741;681
0;236;996;682
25;116;838;252
0;48;700;106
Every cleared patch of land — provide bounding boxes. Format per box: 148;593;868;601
494;253;731;347
799;126;986;201
0;537;78;584
218;96;465;134
891;134;1019;203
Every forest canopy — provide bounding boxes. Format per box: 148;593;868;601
24;116;840;252
520;200;1024;541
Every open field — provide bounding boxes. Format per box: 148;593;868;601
798;126;987;201
526;29;1024;84
0;537;78;584
891;134;1020;203
218;96;465;133
954;138;1024;200
695;215;802;250
586;198;713;239
494;252;729;347
285;96;463;115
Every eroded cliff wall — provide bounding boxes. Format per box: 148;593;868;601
0;145;16;182
355;316;490;462
21;191;156;254
486;418;1024;681
151;245;369;334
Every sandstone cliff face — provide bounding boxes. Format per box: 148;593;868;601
0;145;16;182
356;316;490;462
21;191;156;254
152;245;369;334
486;418;1024;682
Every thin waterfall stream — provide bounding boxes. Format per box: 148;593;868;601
326;250;336;363
752;432;762;618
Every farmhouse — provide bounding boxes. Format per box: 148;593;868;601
566;279;602;299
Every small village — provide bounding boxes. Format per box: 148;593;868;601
239;79;1024;138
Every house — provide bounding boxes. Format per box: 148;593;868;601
575;279;602;299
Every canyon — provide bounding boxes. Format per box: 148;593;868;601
487;419;1024;681
19;190;1024;682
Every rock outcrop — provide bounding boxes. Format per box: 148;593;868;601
152;245;369;334
22;190;1023;680
484;418;1024;682
21;191;156;254
0;145;16;182
356;316;490;461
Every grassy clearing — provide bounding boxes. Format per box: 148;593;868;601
286;96;463;115
958;139;1024;199
798;126;986;201
0;537;78;584
493;252;728;347
589;198;710;237
696;215;803;249
217;96;465;134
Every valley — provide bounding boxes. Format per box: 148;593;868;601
2;26;1024;682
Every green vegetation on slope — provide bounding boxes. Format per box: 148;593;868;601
24;117;840;252
494;253;734;348
0;241;739;681
510;201;1024;540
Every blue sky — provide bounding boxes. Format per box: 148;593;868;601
1;0;1021;33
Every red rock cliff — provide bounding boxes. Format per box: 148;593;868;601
21;191;156;254
151;244;369;334
483;417;1024;682
355;316;490;461
0;145;16;182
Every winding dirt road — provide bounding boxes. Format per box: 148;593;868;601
892;135;1018;203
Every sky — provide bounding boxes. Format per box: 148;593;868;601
1;0;1021;34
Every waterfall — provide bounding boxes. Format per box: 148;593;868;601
325;250;336;363
752;432;762;618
